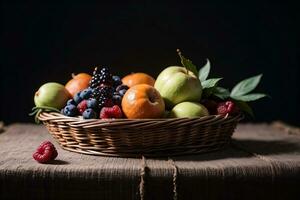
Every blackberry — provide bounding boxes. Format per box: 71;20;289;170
99;67;113;85
90;67;113;88
99;86;114;98
90;73;101;89
92;86;113;98
98;96;114;108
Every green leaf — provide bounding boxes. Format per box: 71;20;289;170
233;100;254;118
202;88;215;98
231;93;267;102
177;49;198;76
230;74;263;97
212;87;230;100
198;59;211;82
202;78;222;89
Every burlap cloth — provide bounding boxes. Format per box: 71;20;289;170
0;123;299;200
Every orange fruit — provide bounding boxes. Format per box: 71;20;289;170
122;72;155;87
122;84;165;119
65;73;92;97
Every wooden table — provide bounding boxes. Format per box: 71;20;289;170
0;123;299;200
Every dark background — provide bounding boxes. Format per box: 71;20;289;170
1;2;299;125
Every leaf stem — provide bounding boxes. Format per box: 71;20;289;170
177;49;188;74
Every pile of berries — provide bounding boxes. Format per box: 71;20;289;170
62;67;128;119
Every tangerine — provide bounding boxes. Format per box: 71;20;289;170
122;73;155;87
121;84;165;119
65;73;92;97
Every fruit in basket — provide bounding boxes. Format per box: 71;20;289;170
77;100;88;114
90;67;113;88
169;102;209;118
112;93;122;106
112;75;122;87
83;108;97;119
154;66;202;108
34;82;70;109
67;99;76;106
62;104;78;117
122;72;155;87
73;91;83;104
86;98;98;110
80;88;93;100
122;84;165;119
217;100;239;115
65;73;91;97
100;105;123;119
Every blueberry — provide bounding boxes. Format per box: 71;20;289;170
63;104;78;117
119;89;127;96
82;108;97;119
116;84;129;92
67;99;76;106
112;75;122;87
74;92;83;104
112;95;122;105
80;88;93;100
87;98;98;109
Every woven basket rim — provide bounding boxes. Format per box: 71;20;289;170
38;111;243;123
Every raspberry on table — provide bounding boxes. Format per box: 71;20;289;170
33;141;58;163
100;105;123;119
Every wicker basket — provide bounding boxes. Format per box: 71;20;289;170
38;112;243;157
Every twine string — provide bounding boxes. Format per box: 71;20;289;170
168;158;178;200
139;155;147;200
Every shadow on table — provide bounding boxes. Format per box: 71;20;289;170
173;139;299;161
46;159;70;165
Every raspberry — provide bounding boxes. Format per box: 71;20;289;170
33;141;58;163
100;105;123;119
77;100;88;114
217;101;239;115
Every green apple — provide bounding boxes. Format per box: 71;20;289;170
169;102;209;118
154;66;202;108
34;82;70;109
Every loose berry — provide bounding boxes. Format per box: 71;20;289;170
77;100;88;114
74;91;83;104
100;105;123;119
33;141;58;163
217;101;238;115
80;88;93;100
82;108;97;119
63;104;78;117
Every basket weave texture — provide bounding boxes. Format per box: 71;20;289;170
38;112;242;157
